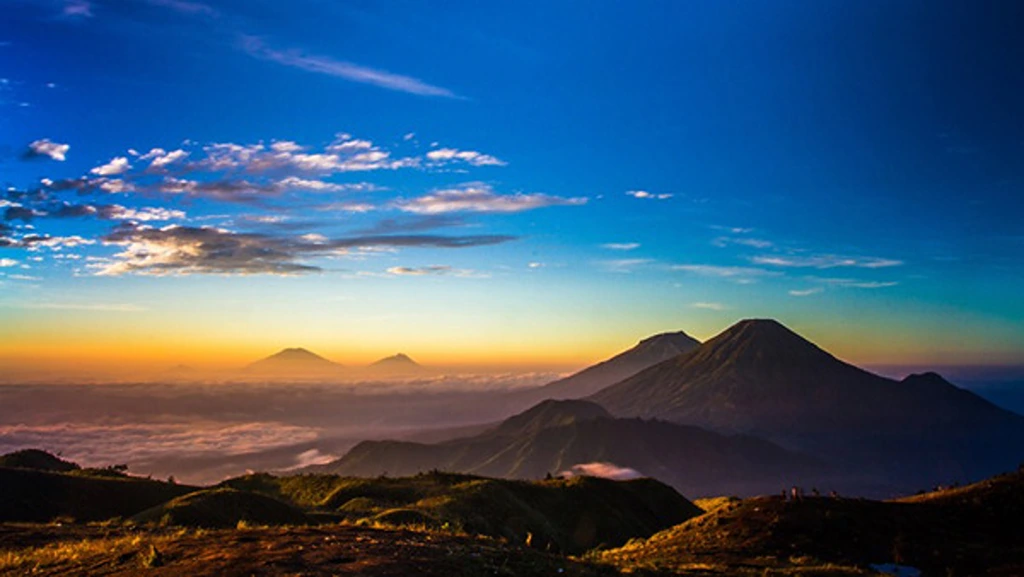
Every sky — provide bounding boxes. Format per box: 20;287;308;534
1;0;1022;373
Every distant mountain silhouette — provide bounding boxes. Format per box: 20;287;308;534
510;331;700;407
364;353;427;376
308;399;824;497
244;348;343;378
590;318;1024;493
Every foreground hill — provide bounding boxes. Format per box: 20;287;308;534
0;467;195;523
511;331;700;406
590;318;1024;493
0;524;621;577
309;400;826;497
601;468;1024;576
222;470;700;554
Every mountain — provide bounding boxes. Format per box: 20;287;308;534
363;353;427;376
590;318;1024;492
307;399;825;497
244;347;343;378
510;330;700;407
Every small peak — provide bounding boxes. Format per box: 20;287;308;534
638;330;699;346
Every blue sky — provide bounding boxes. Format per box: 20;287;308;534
1;0;1022;370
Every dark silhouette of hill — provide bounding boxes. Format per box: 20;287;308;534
306;399;825;497
601;468;1024;576
512;331;700;407
0;448;80;472
243;347;343;378
0;466;195;522
132;488;310;528
221;470;701;554
589;318;1024;493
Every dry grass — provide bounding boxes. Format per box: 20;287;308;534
0;532;181;574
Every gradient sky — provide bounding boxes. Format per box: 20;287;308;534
1;0;1022;372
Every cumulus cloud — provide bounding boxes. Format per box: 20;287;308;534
626;190;672;200
0;258;18;267
90;156;132;176
751;254;903;269
240;36;459;98
425;148;506;166
601;242;640;251
396;183;586;214
138;147;189;169
25;139;69;161
560;462;644;481
93;223;515;276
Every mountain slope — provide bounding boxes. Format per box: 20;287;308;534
518;331;700;403
589;318;1024;491
309;400;825;497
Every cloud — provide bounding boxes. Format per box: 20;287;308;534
62;0;92;17
789;288;823;297
0;258;18;267
90;157;132;176
197;138;416;175
286;449;338;470
809;277;900;289
240;36;459;98
93;223;515;276
396;183;586;214
671;264;779;283
598;258;652;273
425;148;506;166
354;215;464;235
25;139;70;161
386;265;453;276
18;302;147;312
691;301;726;310
626;190;672;200
138;148;189;169
751;254;903;269
601;242;640;251
712;236;773;249
560;462;643;481
145;0;216;16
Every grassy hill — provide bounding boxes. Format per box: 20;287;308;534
601;468;1024;576
0;449;81;473
132;488;310;528
221;470;701;554
0;467;195;523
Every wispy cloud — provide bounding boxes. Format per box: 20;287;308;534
691;301;727;310
626;190;672;200
240;36;459;98
712;236;773;249
18;302;147;312
598;258;652;273
386;265;484;278
810;277;900;289
395;183;586;214
601;242;640;251
62;0;92;18
789;288;823;297
145;0;216;16
92;223;515;276
751;254;903;269
671;264;779;283
425;148;505;166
